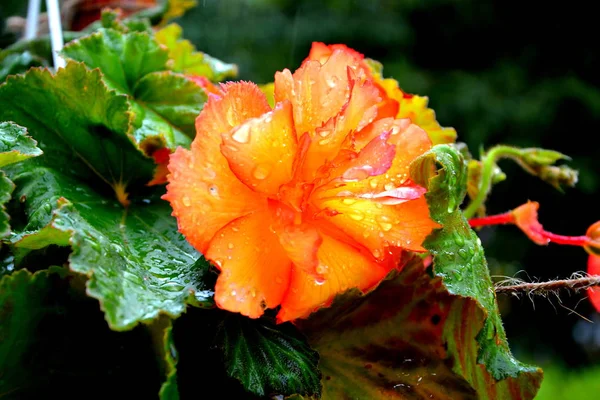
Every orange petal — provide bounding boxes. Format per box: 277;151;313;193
277;232;390;322
277;221;323;279
511;201;549;245
207;211;292;319
221;101;297;195
274;48;363;138
306;42;365;64
316;195;439;255
164;82;270;252
164;148;266;253
187;75;223;96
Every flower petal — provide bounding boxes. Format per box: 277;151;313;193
274;48;363;138
277;221;323;279
511;201;549;245
277;233;390;322
316;196;439;255
221;100;297;195
164;148;266;253
164;82;269;253
207;211;292;319
306;42;365;66
378;78;457;145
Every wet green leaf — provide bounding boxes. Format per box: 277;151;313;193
0;122;43;168
0;268;165;398
6;162;212;330
219;315;321;398
62;26;206;150
0;122;42;238
410;145;542;389
296;259;542;399
0;62;154;194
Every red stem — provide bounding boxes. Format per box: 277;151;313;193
468;212;590;247
468;212;514;227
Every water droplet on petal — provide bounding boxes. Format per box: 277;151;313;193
228;242;234;249
349;211;364;221
230;290;237;296
384;182;395;191
342;198;357;205
209;185;219;197
232;125;251;143
182;196;191;207
252;164;271;180
369;179;378;189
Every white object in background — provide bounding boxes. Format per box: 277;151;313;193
24;0;41;40
45;0;66;69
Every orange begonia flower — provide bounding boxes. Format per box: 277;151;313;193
307;42;457;145
164;45;440;322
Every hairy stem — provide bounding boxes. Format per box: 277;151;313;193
495;275;600;294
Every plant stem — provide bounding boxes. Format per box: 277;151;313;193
463;145;523;219
495;275;600;294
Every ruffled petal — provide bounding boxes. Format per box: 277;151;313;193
378;78;457;145
306;42;365;65
207;211;292;319
274;48;363;138
277;221;323;279
316;195;439;255
277;233;390;322
164;82;269;253
164;148;266;253
221;101;297;195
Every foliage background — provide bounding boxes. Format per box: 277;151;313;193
1;0;599;398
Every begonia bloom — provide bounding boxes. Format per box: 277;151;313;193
164;44;439;322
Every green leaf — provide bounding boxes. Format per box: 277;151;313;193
0;62;154;194
159;319;180;400
62;27;207;150
155;23;238;82
0;51;45;82
410;146;542;384
134;71;207;136
0;122;43;168
0;268;166;397
219;315;321;398
0;62;214;330
296;259;542;399
0;122;42;238
7;162;213;329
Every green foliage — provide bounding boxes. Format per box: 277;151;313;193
220;315;322;398
0;268;166;398
410;145;542;384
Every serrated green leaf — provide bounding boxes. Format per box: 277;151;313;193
155;23;238;82
219;315;321;398
0;122;42;238
6;161;213;329
62;27;205;150
0;62;154;195
410;145;542;387
296;258;542;400
0;268;165;397
0;122;43;168
0;173;14;239
134;71;207;135
62;29;168;93
0;51;46;82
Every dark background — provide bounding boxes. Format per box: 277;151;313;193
2;0;600;397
